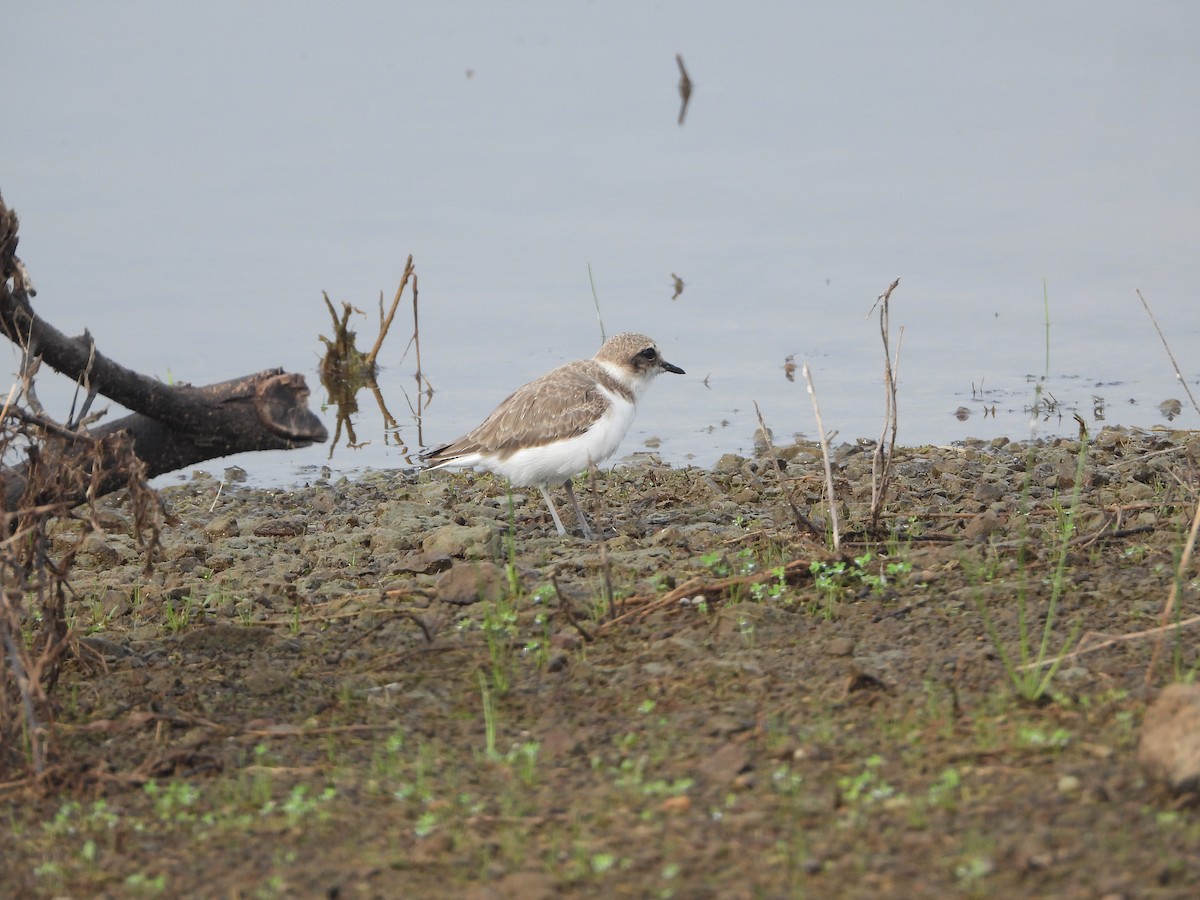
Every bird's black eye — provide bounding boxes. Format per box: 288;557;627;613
639;348;658;360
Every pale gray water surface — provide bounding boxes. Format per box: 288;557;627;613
4;2;1198;485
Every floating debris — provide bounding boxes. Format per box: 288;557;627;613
676;53;693;125
1159;398;1183;420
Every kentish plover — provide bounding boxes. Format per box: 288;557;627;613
422;332;684;538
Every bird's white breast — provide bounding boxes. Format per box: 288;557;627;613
485;385;636;487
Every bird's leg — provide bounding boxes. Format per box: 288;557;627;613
538;486;570;536
563;479;596;540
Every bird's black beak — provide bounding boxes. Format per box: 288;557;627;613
661;360;685;375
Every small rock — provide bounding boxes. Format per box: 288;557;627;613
395;551;453;575
252;517;306;538
101;589;132;619
1057;774;1082;795
752;426;773;454
79;635;136;660
962;510;1003;541
204;515;239;538
713;453;746;475
661;795;691;815
435;561;508;605
310;490;337;515
179;624;275;653
972;481;1007;503
1121;481;1156;502
1139;683;1200;793
422;524;493;557
539;726;581;760
697;741;750;785
81;536;122;567
551;630;582;650
828;637;854;657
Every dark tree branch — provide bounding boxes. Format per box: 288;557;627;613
0;191;327;510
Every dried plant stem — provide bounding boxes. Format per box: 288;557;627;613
867;278;902;531
367;255;414;368
1144;495;1200;683
1137;288;1200;417
752;401;822;540
802;363;840;551
0;606;45;773
411;274;426;393
587;263;606;342
1020;613;1200;673
587;463;616;619
1019;495;1200;677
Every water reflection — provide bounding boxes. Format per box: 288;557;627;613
1158;399;1183;422
318;258;431;463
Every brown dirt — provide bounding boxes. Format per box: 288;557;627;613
3;428;1200;899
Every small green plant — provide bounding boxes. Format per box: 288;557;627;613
478;670;500;759
699;548;758;579
927;767;962;810
735;614;756;648
808;553;899;615
163;594;195;633
698;550;727;575
750;565;788;604
503;490;522;598
82;596;118;634
521;587;555;667
1015;726;1071;750
44;798;120;838
124;871;167;895
974;436;1088;701
836;754;896;826
144;779;202;824
480;599;518;696
272;784;336;828
502;741;540;787
591;852;618;874
955;852;995;886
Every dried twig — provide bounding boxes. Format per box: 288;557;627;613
867;278;903;531
1019;613;1200;673
367;255;414;368
600;555;823;629
1137;288;1200;418
587;463;617;620
551;574;594;643
802;363;840;551
1145;495;1200;683
752;401;822;540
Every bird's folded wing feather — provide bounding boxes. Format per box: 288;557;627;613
428;366;612;460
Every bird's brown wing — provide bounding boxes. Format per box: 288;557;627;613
424;365;610;461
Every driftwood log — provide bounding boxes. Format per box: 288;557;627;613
0;192;327;509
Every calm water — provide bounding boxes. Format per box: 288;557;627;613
5;2;1198;485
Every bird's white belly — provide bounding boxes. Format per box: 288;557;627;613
491;393;636;487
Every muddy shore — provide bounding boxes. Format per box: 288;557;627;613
4;427;1200;898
